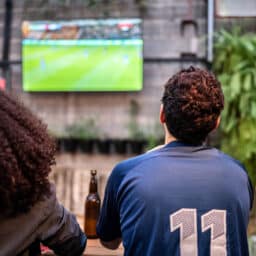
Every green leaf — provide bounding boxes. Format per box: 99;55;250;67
230;73;241;99
253;70;256;88
251;101;256;119
234;61;248;72
224;117;236;133
243;73;252;91
239;95;249;117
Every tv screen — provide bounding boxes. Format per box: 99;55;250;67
22;19;143;92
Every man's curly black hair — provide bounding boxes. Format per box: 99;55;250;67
162;66;224;145
0;91;56;216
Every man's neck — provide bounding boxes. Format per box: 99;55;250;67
164;125;177;145
165;134;177;145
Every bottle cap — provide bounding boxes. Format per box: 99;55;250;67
91;170;97;176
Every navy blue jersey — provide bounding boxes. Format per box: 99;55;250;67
97;141;254;256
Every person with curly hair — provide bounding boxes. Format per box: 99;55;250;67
97;67;254;256
0;91;86;256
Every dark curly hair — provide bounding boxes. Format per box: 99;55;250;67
162;66;224;145
0;91;56;216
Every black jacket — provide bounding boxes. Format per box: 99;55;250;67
0;184;86;256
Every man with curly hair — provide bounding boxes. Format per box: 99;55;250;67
97;67;254;256
0;91;86;256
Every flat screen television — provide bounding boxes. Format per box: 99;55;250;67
22;19;143;92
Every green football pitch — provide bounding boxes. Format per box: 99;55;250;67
22;43;143;92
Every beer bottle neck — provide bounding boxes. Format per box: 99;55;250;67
89;177;98;193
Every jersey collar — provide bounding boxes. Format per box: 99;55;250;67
164;140;203;149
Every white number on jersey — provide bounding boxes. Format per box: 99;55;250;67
170;208;227;256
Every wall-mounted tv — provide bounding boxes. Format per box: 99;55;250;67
22;19;143;92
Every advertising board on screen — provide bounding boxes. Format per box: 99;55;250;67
22;19;143;92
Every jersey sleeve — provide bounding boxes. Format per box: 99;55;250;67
231;157;255;211
96;166;122;242
37;185;87;256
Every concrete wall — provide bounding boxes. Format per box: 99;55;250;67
0;0;207;213
3;0;207;138
51;153;128;214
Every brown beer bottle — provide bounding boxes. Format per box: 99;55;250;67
84;170;101;238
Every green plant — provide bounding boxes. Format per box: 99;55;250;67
144;122;164;151
213;29;256;185
127;100;145;140
65;118;99;139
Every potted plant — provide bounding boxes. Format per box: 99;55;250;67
59;136;79;153
113;139;128;155
64;118;99;153
96;137;113;154
144;122;165;152
127;100;147;154
48;130;64;153
127;122;146;154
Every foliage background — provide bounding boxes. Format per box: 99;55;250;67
213;29;256;186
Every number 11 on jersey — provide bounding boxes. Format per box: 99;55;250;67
170;208;227;256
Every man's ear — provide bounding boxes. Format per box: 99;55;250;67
160;104;165;124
